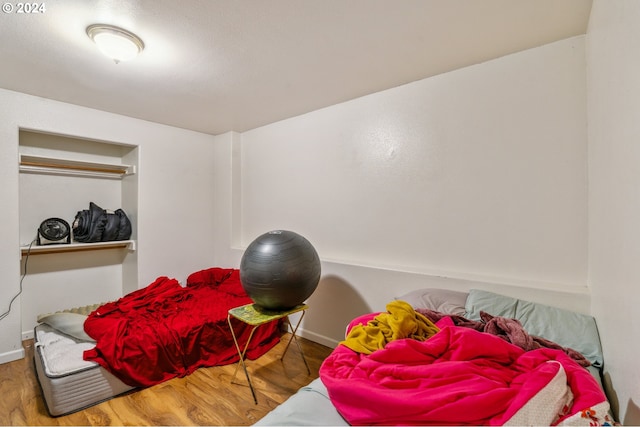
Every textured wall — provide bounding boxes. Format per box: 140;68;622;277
212;37;590;346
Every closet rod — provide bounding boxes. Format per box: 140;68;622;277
20;160;128;175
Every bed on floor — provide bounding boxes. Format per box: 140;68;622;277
256;288;615;426
33;267;281;416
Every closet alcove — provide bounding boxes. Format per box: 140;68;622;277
18;130;138;339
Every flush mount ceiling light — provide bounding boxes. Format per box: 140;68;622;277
86;24;144;63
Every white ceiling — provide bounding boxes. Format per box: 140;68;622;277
0;0;592;135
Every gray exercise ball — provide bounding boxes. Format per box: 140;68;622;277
240;230;321;310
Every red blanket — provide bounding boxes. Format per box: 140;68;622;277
83;268;281;387
320;325;611;425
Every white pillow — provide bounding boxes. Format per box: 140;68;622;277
37;312;96;343
395;288;468;316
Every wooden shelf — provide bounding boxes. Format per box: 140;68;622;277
19;154;135;179
20;240;136;257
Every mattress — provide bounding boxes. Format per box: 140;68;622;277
255;288;613;426
33;323;135;417
255;378;347;426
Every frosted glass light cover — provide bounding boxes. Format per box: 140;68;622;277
87;24;144;63
94;33;139;62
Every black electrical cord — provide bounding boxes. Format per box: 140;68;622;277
0;237;36;322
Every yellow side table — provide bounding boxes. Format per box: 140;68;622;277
227;303;310;404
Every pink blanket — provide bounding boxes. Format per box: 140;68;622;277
320;325;612;425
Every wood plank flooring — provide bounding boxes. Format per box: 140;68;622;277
0;333;333;426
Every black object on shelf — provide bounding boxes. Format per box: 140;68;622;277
37;218;71;245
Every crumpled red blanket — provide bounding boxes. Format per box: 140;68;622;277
83;268;281;387
320;326;610;426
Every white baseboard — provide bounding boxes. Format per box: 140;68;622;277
22;330;34;341
0;347;25;364
297;327;339;349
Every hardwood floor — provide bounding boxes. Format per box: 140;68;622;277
0;333;333;426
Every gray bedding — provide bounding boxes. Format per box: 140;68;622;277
255;378;346;426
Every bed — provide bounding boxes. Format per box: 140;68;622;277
256;288;614;426
33;322;135;417
33;267;281;416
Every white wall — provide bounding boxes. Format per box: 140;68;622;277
212;36;590;347
0;89;217;363
587;0;640;423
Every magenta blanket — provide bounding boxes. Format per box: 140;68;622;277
320;326;611;425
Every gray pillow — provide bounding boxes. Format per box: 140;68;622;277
37;312;96;343
396;288;468;316
465;289;603;368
